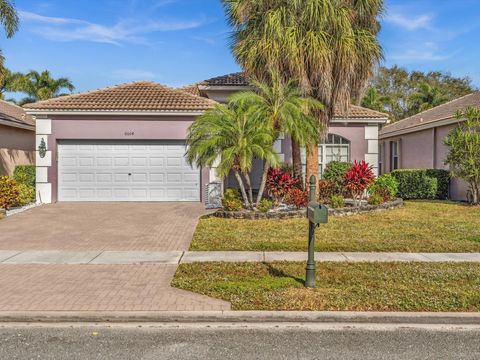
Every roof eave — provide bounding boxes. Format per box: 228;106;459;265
0;118;35;131
331;117;389;124
379;116;464;139
24;109;209;116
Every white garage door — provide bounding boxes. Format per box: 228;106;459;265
58;141;200;202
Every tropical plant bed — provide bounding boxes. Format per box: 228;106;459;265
172;262;480;312
191;201;480;252
213;198;403;220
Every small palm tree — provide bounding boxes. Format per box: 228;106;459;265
229;73;323;205
0;68;24;100
17;70;75;105
408;82;448;114
186;100;279;208
361;87;389;113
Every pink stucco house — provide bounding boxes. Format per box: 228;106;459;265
0;100;35;176
24;74;388;204
379;92;480;201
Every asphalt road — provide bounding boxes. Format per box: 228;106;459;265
0;323;479;360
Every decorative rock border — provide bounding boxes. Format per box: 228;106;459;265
0;208;5;218
213;198;404;220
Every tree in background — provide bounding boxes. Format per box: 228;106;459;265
15;70;75;105
408;82;448;114
222;0;384;185
363;66;475;122
444;107;480;204
0;68;24;100
0;0;19;95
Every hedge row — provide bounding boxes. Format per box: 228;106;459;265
391;169;450;200
13;165;36;187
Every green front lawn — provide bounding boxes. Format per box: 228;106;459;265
172;262;480;312
192;201;480;252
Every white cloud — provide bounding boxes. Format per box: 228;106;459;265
385;11;433;31
389;42;455;63
19;10;205;45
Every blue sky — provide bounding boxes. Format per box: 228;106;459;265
2;0;480;96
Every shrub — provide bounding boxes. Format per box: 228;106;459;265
13;184;35;207
369;174;399;201
13;165;36;187
368;193;384;205
222;188;243;211
344;161;376;205
323;161;351;193
257;199;273;213
425;169;450;200
0;176;20;210
284;188;308;209
330;195;345;209
318;179;337;204
391;170;439;200
266;167;300;203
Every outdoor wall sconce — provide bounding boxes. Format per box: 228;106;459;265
38;138;47;158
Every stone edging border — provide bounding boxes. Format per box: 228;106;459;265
212;198;404;220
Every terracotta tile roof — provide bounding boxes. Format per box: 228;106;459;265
380;92;480;137
203;72;248;87
0;99;35;128
178;83;203;96
24;81;217;112
202;72;388;119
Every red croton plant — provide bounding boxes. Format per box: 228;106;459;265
266;167;304;205
344;161;376;206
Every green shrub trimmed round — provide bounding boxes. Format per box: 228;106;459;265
368;193;384;205
369;174;398;201
322;161;351;194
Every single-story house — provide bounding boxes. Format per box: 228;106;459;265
0;99;35;176
379;92;480;201
24;74;388;205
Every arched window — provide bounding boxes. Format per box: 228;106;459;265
301;134;351;177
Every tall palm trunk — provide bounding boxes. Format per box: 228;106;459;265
233;170;249;207
256;160;270;206
291;138;303;186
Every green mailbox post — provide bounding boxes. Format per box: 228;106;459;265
305;175;328;288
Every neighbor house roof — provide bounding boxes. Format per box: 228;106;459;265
24;81;217;113
0;99;35;130
199;72;388;120
379;92;480;138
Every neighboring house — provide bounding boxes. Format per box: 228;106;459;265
379;92;480;201
190;72;389;190
24;75;388;205
0;100;35;176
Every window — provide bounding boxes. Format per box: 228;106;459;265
378;142;383;175
301;134;351;178
390;141;399;171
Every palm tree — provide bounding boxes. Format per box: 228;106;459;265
361;86;389;113
222;0;383;184
229;73;323;204
17;70;75;105
0;0;19;80
186;100;279;208
408;82;448;115
0;68;24;100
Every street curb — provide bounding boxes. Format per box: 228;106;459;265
0;311;479;325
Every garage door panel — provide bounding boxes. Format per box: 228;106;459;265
58;141;200;202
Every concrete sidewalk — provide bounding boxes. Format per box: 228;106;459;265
0;250;479;264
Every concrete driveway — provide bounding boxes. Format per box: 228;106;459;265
0;202;207;251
